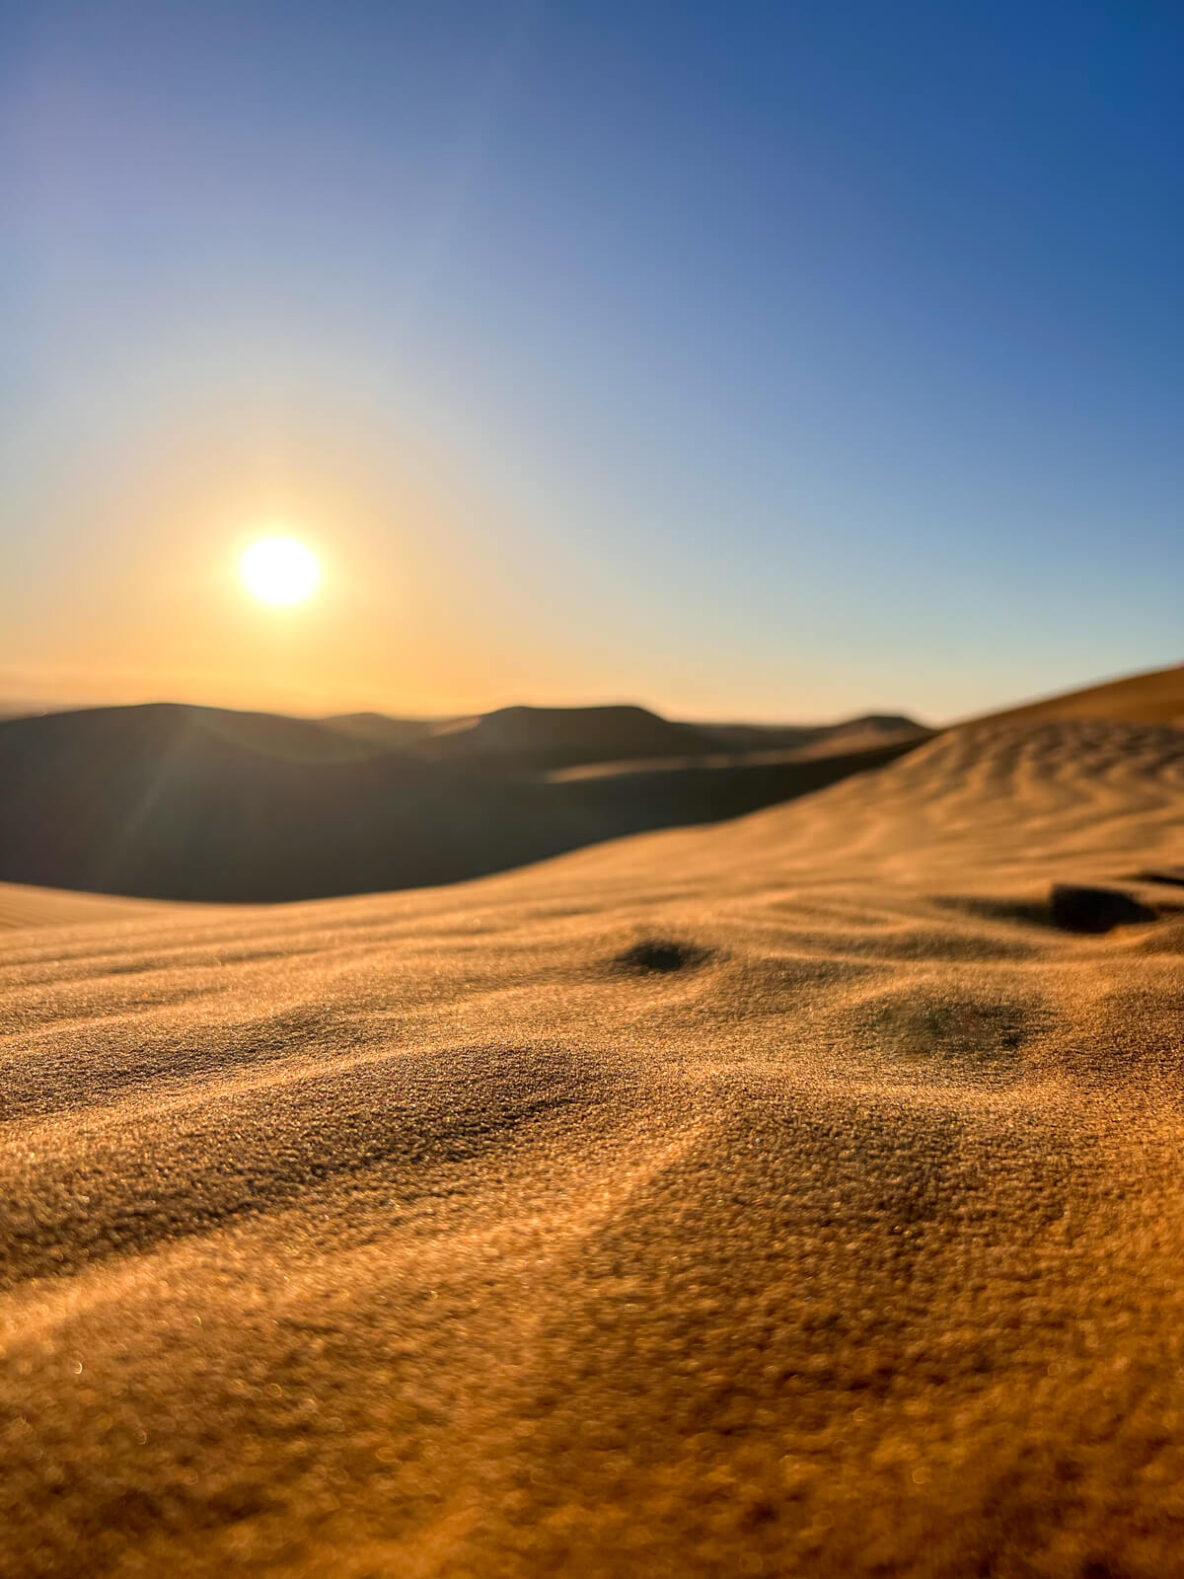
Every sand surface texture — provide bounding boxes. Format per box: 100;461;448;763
4;718;1184;1577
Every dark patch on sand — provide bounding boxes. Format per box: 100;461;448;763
1050;884;1157;934
612;939;715;975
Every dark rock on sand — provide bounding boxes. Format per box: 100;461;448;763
1050;883;1157;933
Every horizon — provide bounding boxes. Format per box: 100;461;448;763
4;3;1183;723
3;651;1182;733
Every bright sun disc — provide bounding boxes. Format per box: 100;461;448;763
241;536;320;606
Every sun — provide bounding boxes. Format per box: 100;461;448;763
240;536;321;606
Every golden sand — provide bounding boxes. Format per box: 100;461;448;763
4;719;1184;1576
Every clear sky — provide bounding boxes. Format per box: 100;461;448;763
2;1;1181;724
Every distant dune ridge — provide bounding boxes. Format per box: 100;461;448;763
5;661;1180;905
415;703;711;768
319;702;925;769
5;663;1184;1576
0;699;926;902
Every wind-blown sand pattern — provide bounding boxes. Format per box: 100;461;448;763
0;884;185;934
5;719;1184;1577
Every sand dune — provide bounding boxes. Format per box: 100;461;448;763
693;711;925;755
317;705;927;771
0;882;182;932
419;704;711;769
5;711;1184;1576
967;659;1184;729
0;703;922;901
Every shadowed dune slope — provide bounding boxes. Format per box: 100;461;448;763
5;715;1184;1577
693;711;925;755
0;703;920;901
319;705;928;771
419;703;712;768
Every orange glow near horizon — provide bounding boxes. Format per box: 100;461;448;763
0;422;881;724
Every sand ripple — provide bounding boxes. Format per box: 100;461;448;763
4;720;1184;1576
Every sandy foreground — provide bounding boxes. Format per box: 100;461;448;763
4;719;1184;1578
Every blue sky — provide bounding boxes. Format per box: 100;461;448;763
2;1;1180;722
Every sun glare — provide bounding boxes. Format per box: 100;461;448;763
241;536;321;606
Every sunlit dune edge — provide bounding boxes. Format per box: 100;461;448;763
0;882;189;933
960;658;1184;729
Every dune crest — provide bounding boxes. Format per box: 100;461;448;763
965;659;1184;729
